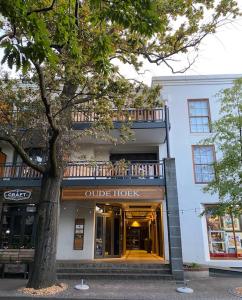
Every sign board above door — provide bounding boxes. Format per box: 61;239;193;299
4;189;32;201
62;186;164;201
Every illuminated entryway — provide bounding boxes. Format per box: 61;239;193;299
95;204;122;258
94;202;164;260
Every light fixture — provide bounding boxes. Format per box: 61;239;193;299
131;221;141;227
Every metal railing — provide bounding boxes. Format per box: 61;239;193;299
0;161;164;180
1;108;164;125
72;108;164;123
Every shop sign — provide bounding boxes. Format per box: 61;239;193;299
84;190;140;198
62;186;164;201
4;189;31;201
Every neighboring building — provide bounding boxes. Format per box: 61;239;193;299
0;74;241;279
153;74;242;268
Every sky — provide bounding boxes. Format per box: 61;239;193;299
118;15;242;85
1;7;242;86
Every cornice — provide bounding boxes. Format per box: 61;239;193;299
152;74;242;87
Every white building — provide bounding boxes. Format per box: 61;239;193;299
153;74;242;268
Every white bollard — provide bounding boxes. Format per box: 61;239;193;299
176;286;194;293
176;280;194;293
75;279;90;290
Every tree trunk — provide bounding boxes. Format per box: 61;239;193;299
27;171;62;289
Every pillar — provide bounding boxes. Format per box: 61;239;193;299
164;158;184;282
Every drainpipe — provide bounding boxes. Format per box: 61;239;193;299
164;104;170;158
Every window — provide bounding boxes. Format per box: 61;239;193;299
192;145;215;183
188;99;210;133
26;148;46;163
205;205;242;259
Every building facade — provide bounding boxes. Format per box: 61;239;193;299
0;74;241;278
0;104;183;279
153;74;242;268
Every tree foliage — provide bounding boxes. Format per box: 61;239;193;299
203;78;242;206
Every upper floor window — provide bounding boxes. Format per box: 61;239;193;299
26;148;46;163
192;145;215;183
188;99;211;133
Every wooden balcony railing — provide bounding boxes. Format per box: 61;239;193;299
1;108;164;126
0;161;164;180
72;108;164;123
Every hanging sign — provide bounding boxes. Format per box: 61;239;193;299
4;189;32;201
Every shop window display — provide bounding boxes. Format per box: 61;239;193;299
206;211;242;259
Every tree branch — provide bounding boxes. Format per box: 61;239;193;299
75;0;79;27
34;63;60;176
0;135;45;173
0;32;14;43
34;63;59;133
27;0;56;16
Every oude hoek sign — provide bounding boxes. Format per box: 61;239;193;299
4;189;31;201
84;190;140;198
62;187;164;201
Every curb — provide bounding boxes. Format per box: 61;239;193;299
0;297;131;300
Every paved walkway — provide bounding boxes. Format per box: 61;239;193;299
0;277;241;299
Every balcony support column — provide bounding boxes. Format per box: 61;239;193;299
164;158;184;282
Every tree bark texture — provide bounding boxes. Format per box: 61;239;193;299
27;172;61;289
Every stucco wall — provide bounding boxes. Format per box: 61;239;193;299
57;200;95;260
155;75;242;267
70;144;110;161
0;144;14;163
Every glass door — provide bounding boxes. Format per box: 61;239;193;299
95;215;104;257
95;205;122;258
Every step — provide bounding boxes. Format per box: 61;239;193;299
57;263;169;269
57;268;171;274
57;272;174;280
209;267;242;278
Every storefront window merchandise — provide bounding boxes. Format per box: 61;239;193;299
206;210;242;259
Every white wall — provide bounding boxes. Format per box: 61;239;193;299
0;143;14;163
57;200;95;260
70;144;110;161
154;75;242;267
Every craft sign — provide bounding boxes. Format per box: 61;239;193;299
4;189;31;201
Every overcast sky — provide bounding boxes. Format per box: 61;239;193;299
1;9;242;86
118;15;242;85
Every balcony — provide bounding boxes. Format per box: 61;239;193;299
0;161;165;187
73;108;167;144
72;108;164;123
2;108;164;124
1;108;167;144
72;108;165;133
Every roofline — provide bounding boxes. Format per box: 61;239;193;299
152;74;242;86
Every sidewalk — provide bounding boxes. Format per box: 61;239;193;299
0;277;241;300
